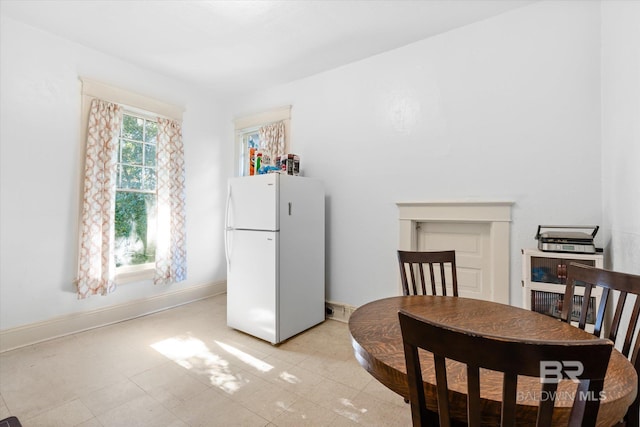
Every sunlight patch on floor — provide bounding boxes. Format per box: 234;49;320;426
335;397;367;422
151;335;309;399
151;336;218;370
215;340;274;373
150;335;246;394
279;371;301;384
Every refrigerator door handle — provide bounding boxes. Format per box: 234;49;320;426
225;187;232;267
225;185;232;230
225;230;232;268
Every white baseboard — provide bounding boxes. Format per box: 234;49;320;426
325;300;357;323
0;281;226;353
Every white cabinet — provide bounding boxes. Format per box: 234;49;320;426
522;249;604;326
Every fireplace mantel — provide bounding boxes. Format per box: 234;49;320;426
396;201;513;303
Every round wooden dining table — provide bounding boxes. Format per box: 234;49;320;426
348;296;638;426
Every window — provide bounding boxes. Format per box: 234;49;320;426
77;78;186;296
115;113;158;268
238;128;260;176
233;106;291;177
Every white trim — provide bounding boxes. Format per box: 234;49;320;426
233;105;291;130
396;201;513;222
116;263;155;284
0;281;226;353
80;77;184;121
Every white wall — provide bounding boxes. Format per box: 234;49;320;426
4;0;634;335
0;16;229;330
229;1;604;307
601;1;640;274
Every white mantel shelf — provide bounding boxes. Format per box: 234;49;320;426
396;201;514;222
396;201;514;304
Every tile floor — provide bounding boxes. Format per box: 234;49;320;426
0;294;411;426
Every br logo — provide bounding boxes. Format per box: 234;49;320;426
540;361;584;383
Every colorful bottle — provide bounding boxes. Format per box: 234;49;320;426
255;152;263;174
249;148;256;176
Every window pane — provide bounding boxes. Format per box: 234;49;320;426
142;167;156;191
239;131;261;176
115;192;157;267
122;115;144;140
247;133;260;149
120;165;142;190
144;143;156;166
121;139;143;165
145;121;157;143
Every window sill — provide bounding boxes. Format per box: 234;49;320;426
116;263;155;284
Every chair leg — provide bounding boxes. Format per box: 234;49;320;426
627;401;639;427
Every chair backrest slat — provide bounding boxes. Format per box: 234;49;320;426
428;263;436;295
439;263;447;296
500;374;518;424
537;382;557;426
594;287;611;337
466;365;481;427
433;355;451;426
579;283;594;329
608;290;626;342
418;264;427;295
397;250;458;297
408;264;417;295
623;300;640;357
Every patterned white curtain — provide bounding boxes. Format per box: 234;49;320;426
154;118;187;285
77;99;123;299
259;120;285;164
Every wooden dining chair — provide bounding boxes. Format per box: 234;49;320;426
398;309;614;427
560;263;640;427
397;250;458;296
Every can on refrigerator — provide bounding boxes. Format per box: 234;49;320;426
279;154;300;175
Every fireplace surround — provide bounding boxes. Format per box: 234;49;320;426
396;201;513;303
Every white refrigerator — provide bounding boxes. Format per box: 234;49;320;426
225;173;325;344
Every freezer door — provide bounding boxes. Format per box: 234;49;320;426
227;174;278;231
227;229;278;343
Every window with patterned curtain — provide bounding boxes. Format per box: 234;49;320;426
76;79;186;298
233;106;291;177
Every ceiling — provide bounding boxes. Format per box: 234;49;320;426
1;0;534;96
